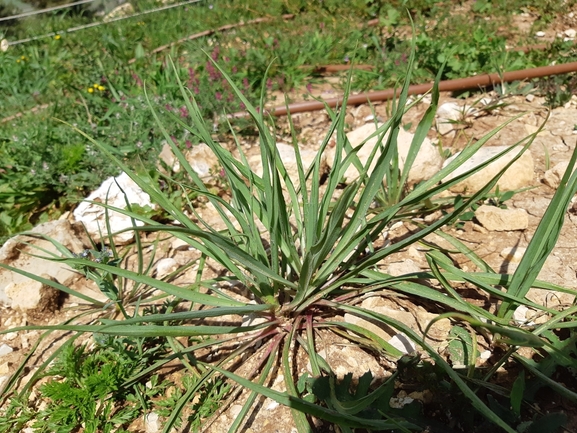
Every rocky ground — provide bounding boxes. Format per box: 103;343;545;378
1;85;577;432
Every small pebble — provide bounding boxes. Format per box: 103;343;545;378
535;31;545;37
513;305;529;324
0;344;13;357
388;334;416;354
155;257;178;279
144;412;160;433
266;400;280;410
565;29;576;38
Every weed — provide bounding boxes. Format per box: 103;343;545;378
0;336;166;433
541;74;577;108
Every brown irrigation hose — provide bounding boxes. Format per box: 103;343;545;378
229;61;577;118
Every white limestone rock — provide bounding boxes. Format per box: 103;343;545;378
326;122;444;185
436;102;474;136
185;143;220;179
154;257;178;279
443;146;534;193
474;205;528;231
5;275;61;316
0;220;87;306
543;161;570;189
73;172;153;244
0;344;13;357
248;142;325;187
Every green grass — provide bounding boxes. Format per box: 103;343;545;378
1;0;577;243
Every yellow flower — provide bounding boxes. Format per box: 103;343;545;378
54;35;61;40
21;55;26;60
88;88;94;93
16;59;20;63
93;83;99;88
97;85;105;91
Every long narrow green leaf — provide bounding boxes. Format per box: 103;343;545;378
1;323;266;337
430;258;560;315
207;363;420;430
335;303;517;433
227;336;282;433
99;304;272;326
499;144;577;318
323;321;404;358
513;353;577;402
5;257;243;307
421;230;495;273
397;68;441;192
282;316;313;433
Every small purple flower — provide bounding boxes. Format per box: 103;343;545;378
179;106;189;118
343;55;350;64
211;46;220;61
132;72;143;87
188;67;199;89
185;140;192;149
215;91;222;100
206;61;220;81
306;83;312;93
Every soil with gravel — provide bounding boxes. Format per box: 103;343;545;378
1;85;577;432
3;2;577;426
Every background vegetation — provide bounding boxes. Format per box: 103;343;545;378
1;0;577;243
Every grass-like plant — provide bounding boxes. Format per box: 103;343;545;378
2;36;577;432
